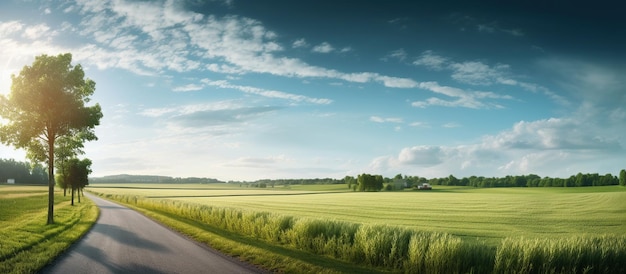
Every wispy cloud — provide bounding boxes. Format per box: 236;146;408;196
173;84;203;92
0;0;416;91
140;101;282;129
200;79;333;105
412;81;511;109
412;50;566;106
413;51;513;85
477;22;524;36
312;42;334;53
370;116;403;123
292;38;308;48
412;50;447;70
382;48;408;62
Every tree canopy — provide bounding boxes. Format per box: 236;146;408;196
357;173;384;192
0;53;102;224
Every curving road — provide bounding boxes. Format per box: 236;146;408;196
42;193;263;274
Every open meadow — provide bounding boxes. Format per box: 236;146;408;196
89;183;626;273
0;184;98;274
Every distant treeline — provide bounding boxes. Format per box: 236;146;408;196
410;172;625;188
0;158;48;184
241;171;626;189
90;174;222;184
90;169;626;188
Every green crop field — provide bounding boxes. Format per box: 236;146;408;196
89;184;626;273
89;184;626;245
0;184;98;274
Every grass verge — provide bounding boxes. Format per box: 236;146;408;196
0;185;99;274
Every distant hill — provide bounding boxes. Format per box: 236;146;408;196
89;174;223;184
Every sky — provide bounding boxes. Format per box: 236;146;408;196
0;0;625;181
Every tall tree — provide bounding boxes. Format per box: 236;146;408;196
0;53;102;224
620;169;626;186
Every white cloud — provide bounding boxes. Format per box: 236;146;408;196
413;50;447;70
412;51;519;86
442;122;461;128
292;38;308;48
370;116;403;123
383;49;408;62
412;81;510;109
449;61;511;85
412;50;566;107
173;84;203;92
0;21;23;36
200;79;332;104
371;112;624;178
0;0;413;92
375;76;419;88
312;42;334;53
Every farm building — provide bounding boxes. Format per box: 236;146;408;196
417;183;432;190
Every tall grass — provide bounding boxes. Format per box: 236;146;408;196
494;235;626;273
96;193;498;272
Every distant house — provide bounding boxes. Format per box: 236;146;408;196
417;183;432;190
7;179;15;184
392;179;407;190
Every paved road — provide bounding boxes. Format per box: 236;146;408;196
42;193;263;274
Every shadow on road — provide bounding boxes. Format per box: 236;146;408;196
91;223;170;252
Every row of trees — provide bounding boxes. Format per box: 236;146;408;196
232;170;626;192
403;172;625;188
0;53;101;224
0;158;48;184
56;158;92;205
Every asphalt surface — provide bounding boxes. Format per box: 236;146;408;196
41;193;263;274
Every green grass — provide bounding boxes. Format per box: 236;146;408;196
89;184;626;273
89;184;626;246
0;185;99;274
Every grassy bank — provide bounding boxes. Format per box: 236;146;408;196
0;185;99;274
91;186;626;273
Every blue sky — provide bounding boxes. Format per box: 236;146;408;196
1;0;625;181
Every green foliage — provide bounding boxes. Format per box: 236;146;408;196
59;158;92;205
357;173;383;191
620;169;626;186
0;53;102;224
0;158;48;184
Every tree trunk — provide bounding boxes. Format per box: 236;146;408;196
47;135;55;225
64;186;67;196
78;188;81;203
71;185;75;206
